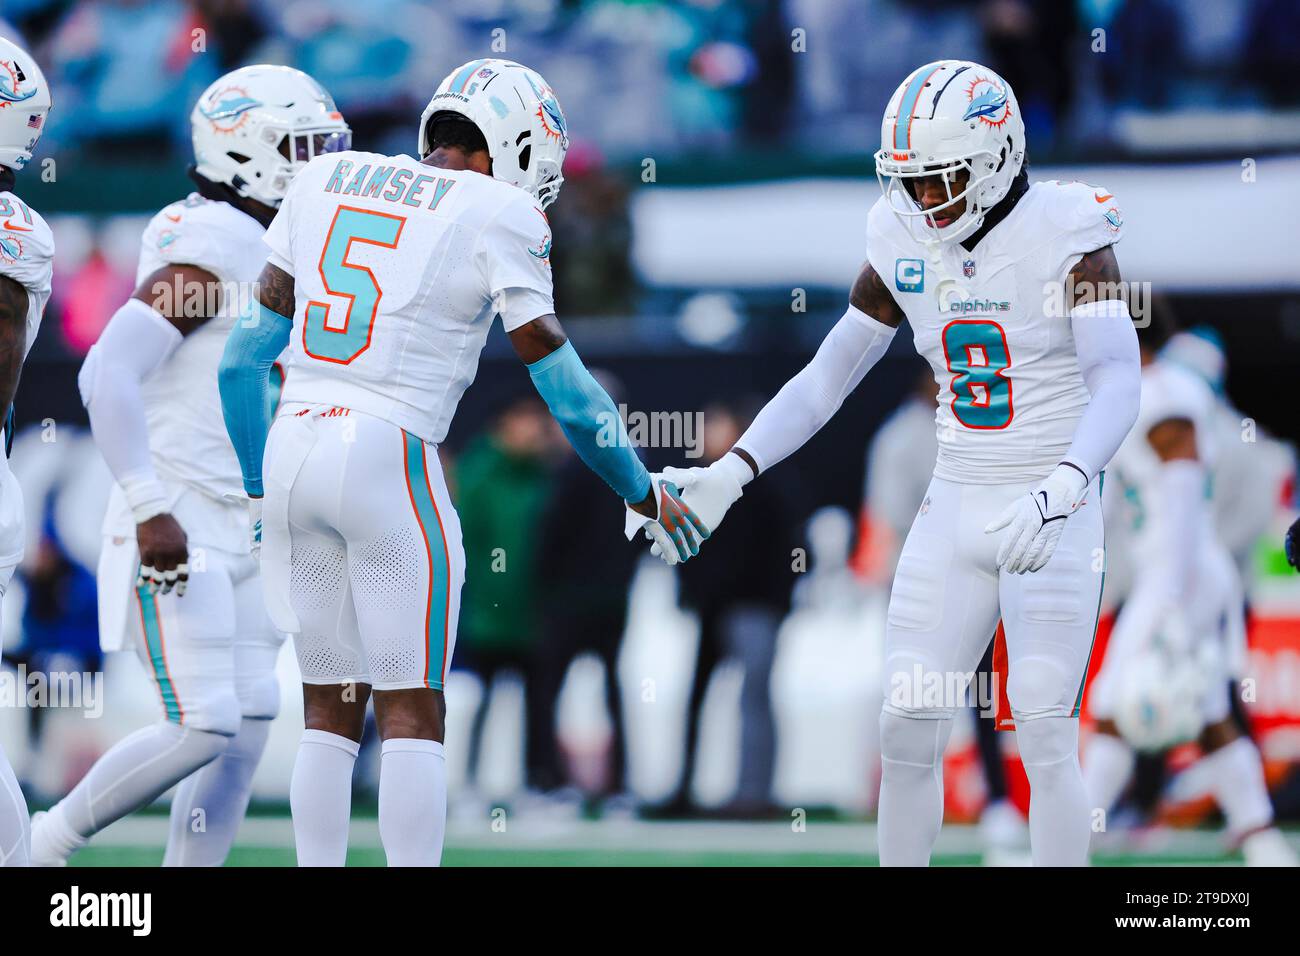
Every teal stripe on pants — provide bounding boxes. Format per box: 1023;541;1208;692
138;584;182;723
403;432;450;688
1073;471;1105;716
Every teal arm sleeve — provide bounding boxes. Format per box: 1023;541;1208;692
527;341;651;502
218;301;293;497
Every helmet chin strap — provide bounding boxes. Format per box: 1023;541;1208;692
957;163;1029;251
186;165;277;227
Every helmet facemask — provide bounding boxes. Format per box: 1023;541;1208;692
237;123;351;205
875;143;1006;246
874;60;1026;248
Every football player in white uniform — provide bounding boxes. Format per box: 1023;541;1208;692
217;58;702;866
1161;327;1293;580
0;36;53;867
655;60;1142;865
30;66;351;867
1084;320;1297;866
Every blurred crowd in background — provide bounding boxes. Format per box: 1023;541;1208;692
5;0;1300;353
3;0;1300;823
4;0;1298;164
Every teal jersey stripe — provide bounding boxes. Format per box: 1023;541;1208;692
1073;471;1105;716
137;585;183;723
403;432;451;688
893;65;939;149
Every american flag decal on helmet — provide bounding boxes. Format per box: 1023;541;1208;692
27;113;41;129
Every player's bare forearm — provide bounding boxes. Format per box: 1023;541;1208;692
255;262;297;319
849;261;906;328
132;263;224;336
508;312;567;364
1067;245;1122;308
0;276;29;414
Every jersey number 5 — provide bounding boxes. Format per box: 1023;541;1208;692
941;319;1013;429
304;205;405;364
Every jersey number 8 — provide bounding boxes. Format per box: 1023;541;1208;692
304;205;405;364
941;319;1014;429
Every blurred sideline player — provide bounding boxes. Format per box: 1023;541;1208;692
0;36;53;867
31;67;351;866
652;60;1142;865
1083;318;1296;866
1161;327;1292;580
862;366;1027;856
218;58;703;866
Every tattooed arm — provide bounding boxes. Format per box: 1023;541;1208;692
0;275;28;417
254;262;296;318
848;260;907;329
1067;245;1123;309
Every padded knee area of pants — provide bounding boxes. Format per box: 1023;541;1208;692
236;640;283;720
1005;654;1071;720
880;710;951;768
182;725;237;765
882;651;958;718
237;672;281;721
187;691;242;738
1014;716;1078;768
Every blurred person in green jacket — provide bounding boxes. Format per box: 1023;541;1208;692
454;392;557;794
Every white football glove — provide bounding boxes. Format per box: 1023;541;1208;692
647;453;751;563
984;464;1089;574
248;496;263;558
624;474;710;566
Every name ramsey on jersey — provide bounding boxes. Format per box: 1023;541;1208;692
264;149;554;445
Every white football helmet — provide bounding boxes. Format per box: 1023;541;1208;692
875;60;1026;245
191;65;351;208
0;36;52;171
419;58;569;209
1113;621;1210;754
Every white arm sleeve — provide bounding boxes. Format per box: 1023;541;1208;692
1063;299;1142;480
735;305;897;475
77;298;183;522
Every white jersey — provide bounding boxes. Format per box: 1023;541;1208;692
100;195;269;555
1109;360;1219;579
133;194;269;499
866;180;1123;484
0;189;53;566
263;150;555;445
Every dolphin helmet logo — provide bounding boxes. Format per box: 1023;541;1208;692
0;59;36;109
962;76;1011;128
526;73;567;144
200;86;263;133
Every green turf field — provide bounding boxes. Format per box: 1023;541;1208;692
60;812;1286;866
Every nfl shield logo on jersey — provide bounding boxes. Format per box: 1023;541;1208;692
963;258;976;278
